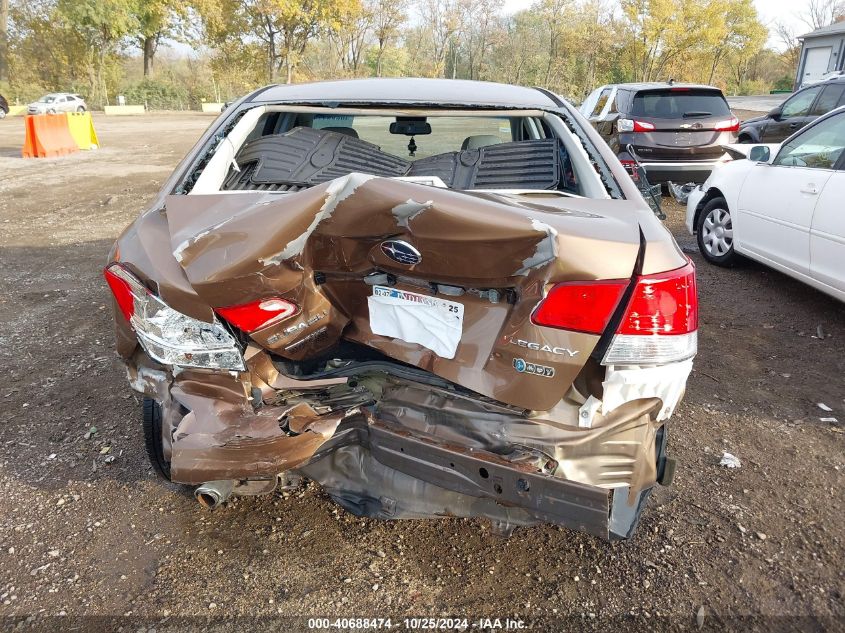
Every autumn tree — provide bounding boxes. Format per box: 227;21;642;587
132;0;187;77
0;0;9;82
328;0;371;75
57;0;138;105
371;0;407;76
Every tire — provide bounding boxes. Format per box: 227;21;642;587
696;196;739;266
142;397;172;481
738;134;754;144
0;110;6;120
47;108;56;115
76;106;85;112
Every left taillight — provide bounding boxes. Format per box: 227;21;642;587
104;263;147;320
216;298;298;333
103;262;245;371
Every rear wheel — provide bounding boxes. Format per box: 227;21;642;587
0;110;6;119
697;197;738;266
76;106;85;112
738;134;754;143
142;397;172;480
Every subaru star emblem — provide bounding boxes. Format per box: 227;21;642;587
380;240;422;266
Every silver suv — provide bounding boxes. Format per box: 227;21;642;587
27;93;87;115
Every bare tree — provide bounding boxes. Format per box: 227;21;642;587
775;21;801;72
418;0;460;77
800;0;845;30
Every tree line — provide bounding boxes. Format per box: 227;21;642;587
0;0;840;110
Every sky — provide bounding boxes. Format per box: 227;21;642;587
501;0;817;50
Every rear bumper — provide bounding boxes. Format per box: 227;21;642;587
640;161;722;184
125;347;679;539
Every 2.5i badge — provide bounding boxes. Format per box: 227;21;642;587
513;358;555;378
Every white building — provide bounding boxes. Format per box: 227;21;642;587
795;22;845;88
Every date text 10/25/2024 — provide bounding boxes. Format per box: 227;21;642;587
307;617;527;630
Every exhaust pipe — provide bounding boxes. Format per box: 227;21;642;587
195;480;235;509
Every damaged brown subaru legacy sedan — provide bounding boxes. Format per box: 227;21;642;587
105;79;697;539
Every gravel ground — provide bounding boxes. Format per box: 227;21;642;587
0;113;843;633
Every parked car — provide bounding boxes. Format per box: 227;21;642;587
27;93;87;115
580;82;738;184
687;106;845;302
0;94;8;119
105;78;698;540
739;78;845;144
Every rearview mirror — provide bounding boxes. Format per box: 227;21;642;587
749;146;771;162
768;106;782;120
390;119;431;136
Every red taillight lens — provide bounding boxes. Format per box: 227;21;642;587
633;120;655;132
714;117;739;132
104;263;139;321
216;298;298;333
618;261;698;335
531;281;629;335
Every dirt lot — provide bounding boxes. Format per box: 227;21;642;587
0;113;843;632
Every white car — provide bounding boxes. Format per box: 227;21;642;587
27;93;87;115
686;107;845;302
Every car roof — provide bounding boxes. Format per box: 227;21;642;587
604;82;725;93
252;78;561;109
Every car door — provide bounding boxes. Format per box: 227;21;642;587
808;113;845;294
763;86;822;142
735;114;839;274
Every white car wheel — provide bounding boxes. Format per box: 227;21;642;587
697;197;739;266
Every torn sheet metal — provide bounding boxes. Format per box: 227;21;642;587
578;359;693;427
153;175;686;411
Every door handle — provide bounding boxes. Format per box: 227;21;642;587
800;184;819;195
789;122;800;128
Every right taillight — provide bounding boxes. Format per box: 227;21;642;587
603;260;698;365
531;280;629;335
714;117;740;132
531;260;698;366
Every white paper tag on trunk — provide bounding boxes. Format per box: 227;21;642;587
367;286;464;359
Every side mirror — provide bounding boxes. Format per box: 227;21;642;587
749;146;771;163
768;106;782;120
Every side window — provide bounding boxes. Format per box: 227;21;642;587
810;84;845;115
774;113;845;169
590;88;612;118
781;87;822;118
